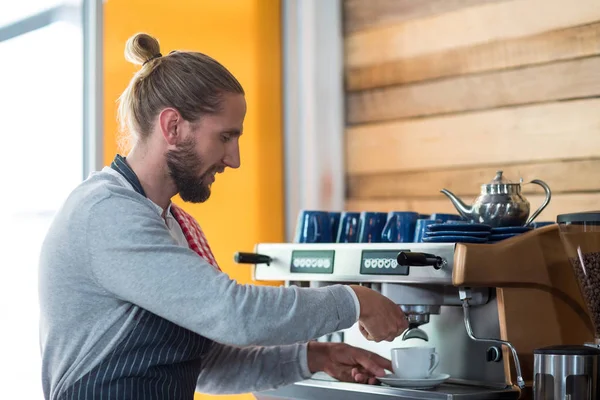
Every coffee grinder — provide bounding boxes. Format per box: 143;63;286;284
532;211;600;399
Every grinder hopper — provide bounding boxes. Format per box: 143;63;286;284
557;211;600;347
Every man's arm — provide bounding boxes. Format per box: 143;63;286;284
196;342;311;394
195;341;393;395
87;192;358;347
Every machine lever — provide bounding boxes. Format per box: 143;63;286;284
397;252;444;269
460;287;525;390
234;252;273;266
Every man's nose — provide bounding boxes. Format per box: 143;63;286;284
223;142;241;169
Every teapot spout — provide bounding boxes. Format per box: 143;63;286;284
440;189;473;221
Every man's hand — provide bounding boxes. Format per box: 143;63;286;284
350;285;408;342
307;341;391;385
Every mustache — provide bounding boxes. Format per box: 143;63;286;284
208;166;226;175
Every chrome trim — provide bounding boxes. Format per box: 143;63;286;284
82;0;104;178
254;376;520;399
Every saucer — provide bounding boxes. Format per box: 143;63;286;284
427;223;491;232
377;373;451;389
425;230;489;238
490;226;532;234
422;235;488;243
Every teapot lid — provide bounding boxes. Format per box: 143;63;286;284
485;170;517;186
482;170;521;194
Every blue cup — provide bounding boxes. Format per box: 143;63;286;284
357;212;388;243
430;213;464;223
413;219;442;243
336;212;360;243
381;211;420;243
294;210;333;243
329;212;341;242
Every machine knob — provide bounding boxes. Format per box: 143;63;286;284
397;252;444;269
486;346;502;362
234;252;273;266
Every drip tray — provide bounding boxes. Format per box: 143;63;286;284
254;376;520;400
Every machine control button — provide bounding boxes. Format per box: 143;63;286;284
290;250;335;274
360;250;410;275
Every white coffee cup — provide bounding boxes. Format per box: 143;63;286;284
391;346;440;379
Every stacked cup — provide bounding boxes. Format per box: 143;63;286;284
294;210;470;244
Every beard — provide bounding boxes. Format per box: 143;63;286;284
166;137;214;203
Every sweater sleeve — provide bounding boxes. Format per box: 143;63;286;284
86;192;358;347
195;342;311;394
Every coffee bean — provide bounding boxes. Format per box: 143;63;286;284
569;252;600;338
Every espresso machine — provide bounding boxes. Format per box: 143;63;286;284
235;224;595;400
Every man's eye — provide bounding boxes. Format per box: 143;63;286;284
221;134;232;142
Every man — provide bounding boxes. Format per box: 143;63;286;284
38;32;408;400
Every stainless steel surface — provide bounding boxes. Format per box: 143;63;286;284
440;170;552;227
534;352;600;399
281;0;345;242
401;305;437;324
252;242;456;283
402;305;438;317
393;289;487;343
459;288;525;389
254;377;520;399
382;284;490;306
402;326;429;341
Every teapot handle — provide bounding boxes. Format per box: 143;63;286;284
524;179;552;226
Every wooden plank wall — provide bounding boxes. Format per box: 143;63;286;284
343;0;600;220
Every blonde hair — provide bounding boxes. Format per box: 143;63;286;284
117;32;244;147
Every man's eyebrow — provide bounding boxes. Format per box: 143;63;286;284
223;129;242;136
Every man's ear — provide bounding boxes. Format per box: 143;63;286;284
157;108;182;146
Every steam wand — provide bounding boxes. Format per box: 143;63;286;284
459;287;525;390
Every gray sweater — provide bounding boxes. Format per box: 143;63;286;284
38;170;358;399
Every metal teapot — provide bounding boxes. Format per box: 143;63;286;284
440;171;552;227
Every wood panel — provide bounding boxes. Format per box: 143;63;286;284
343;0;507;34
346;99;600;175
345;23;600;91
347;159;600;199
347;56;600;124
346;22;600;91
344;192;600;222
346;0;600;68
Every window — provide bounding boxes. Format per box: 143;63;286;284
0;1;96;397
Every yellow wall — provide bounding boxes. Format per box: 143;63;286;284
103;1;283;399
